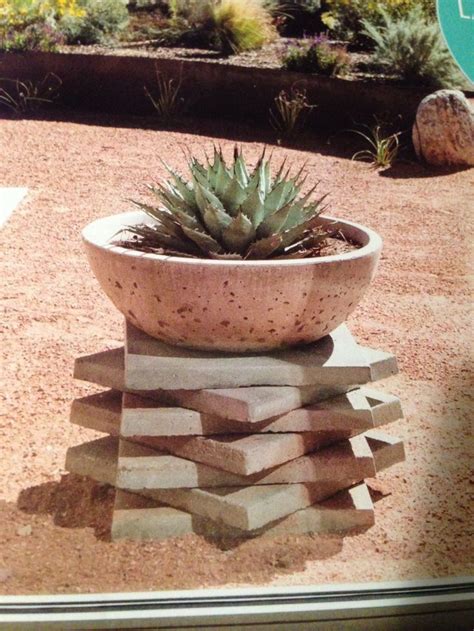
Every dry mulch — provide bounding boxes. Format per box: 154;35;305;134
0;113;472;595
62;39;373;79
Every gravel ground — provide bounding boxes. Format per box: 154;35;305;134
0;113;472;595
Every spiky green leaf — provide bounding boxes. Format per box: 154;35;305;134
221;177;248;216
233;149;249;187
123;223;200;256
201;202;233;241
245;233;283;259
189;159;210;188
181;225;224;255
208;150;232;197
278;216;327;251
149;184;198;219
257;202;294;238
281;191;328;231
263;179;297;216
221;212;256;254
194;181;228;215
160;162;196;207
238;185;265;227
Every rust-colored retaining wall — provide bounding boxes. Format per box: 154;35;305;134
0;50;438;127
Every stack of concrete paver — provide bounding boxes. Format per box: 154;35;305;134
66;321;405;540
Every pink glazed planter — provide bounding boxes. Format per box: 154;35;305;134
82;211;382;352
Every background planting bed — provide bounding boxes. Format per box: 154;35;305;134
0;50;437;126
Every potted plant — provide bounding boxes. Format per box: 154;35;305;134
82;148;382;352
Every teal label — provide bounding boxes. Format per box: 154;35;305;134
437;0;474;83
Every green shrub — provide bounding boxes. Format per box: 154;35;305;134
0;22;63;52
0;0;129;49
169;0;210;23
128;1;167;8
282;35;350;76
0;0;79;51
287;0;322;9
0;0;87;28
60;0;129;45
362;7;464;88
322;0;436;47
265;1;323;36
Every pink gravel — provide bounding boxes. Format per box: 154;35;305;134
0;114;472;594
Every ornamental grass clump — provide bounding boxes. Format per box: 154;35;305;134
269;87;316;138
144;67;184;123
210;0;277;54
351;124;401;169
121;148;333;260
168;0;276;55
0;73;61;116
60;0;129;45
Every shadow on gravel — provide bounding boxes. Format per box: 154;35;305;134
0;108;359;162
379;162;472;179
16;473;373;552
17;474;114;540
5;106;467;180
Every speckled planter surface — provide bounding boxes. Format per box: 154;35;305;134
82;211;382;352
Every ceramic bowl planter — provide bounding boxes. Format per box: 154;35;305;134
82;210;382;352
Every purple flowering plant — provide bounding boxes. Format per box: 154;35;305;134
282;33;350;76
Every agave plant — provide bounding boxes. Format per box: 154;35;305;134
121;147;331;260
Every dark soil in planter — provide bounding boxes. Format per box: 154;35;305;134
319;234;360;256
118;232;361;259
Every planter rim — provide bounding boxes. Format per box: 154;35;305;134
82;211;382;267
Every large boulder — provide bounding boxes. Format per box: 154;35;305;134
412;90;474;167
